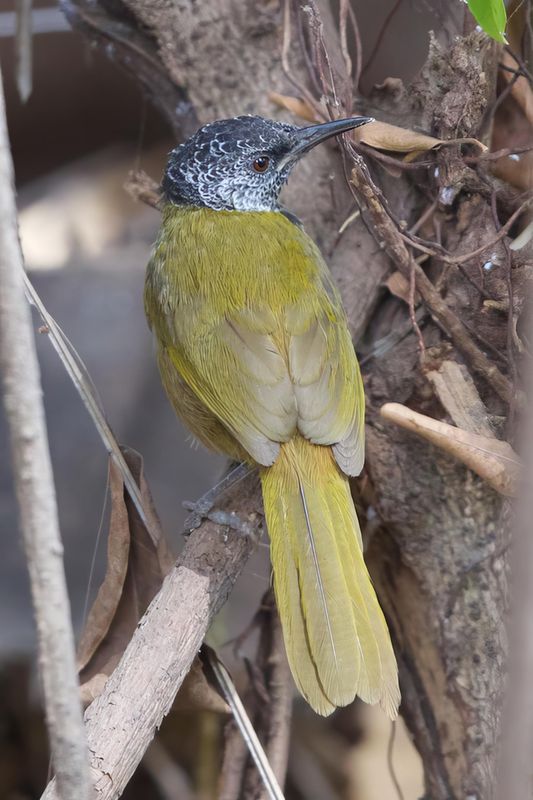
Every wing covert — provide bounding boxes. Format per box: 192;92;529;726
287;293;365;477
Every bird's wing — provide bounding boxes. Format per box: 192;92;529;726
286;278;365;477
159;303;297;466
155;282;364;474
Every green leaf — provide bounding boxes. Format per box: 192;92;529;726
467;0;508;43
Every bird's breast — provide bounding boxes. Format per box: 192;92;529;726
146;204;326;320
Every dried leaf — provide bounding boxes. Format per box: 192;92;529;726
353;120;442;153
380;402;521;496
78;447;228;714
78;448;173;684
354;121;487;156
386;271;417;304
490;151;533;192
268;95;487;158
268;92;318;123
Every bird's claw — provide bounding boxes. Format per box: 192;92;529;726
182;498;214;534
182;500;253;539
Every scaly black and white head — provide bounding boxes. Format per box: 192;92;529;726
163;115;373;212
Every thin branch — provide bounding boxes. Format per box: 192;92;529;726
397;197;532;264
347;152;514;403
408;256;425;362
219;719;249;800
23;274;161;546
387;723;405;800
243;592;292;800
0;67;90;799
491;192;519;431
205;646;286;800
464;143;533;163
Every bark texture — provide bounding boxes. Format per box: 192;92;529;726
56;1;521;797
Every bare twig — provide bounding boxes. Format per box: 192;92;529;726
205;646;286;800
219;720;249;800
348;156;514;403
344;1;362;90
0;67;90;799
23;275;161;546
218;593;292;800
465;143;533;163
408;256;425;362
338;0;352;96
380;403;521;496
387;723;405;800
241;592;293;800
491;192;519;430
398;197;532;263
280;1;323;122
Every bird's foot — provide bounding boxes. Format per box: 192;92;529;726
182;461;252;535
182;503;253;538
182;497;215;534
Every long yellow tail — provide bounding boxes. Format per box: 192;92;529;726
260;437;399;717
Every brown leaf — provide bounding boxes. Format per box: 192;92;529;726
269;95;487;159
78;448;173;686
386;270;418;304
268;92;318;123
380;403;521;497
353;120;442;153
78;447;229;714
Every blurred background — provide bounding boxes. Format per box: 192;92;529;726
0;2;465;797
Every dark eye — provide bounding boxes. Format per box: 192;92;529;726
252;156;270;173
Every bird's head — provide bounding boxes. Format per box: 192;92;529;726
162;114;372;212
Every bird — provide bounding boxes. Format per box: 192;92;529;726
144;114;400;717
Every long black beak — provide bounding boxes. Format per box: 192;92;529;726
277;116;373;169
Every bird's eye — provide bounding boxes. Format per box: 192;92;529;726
252;156;270;173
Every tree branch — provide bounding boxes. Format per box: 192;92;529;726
0;67;90;799
41;472;262;800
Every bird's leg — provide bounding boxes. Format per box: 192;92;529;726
182;461;253;534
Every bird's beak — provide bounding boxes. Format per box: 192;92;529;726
277;116;373;169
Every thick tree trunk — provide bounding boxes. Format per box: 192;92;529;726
59;1;518;796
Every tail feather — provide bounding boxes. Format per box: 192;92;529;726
261;437;400;717
268;497;335;715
